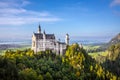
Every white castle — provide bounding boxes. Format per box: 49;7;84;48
31;25;69;55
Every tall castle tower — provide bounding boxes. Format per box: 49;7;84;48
65;33;69;45
38;24;41;33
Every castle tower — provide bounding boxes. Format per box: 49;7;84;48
43;30;46;51
43;30;46;34
65;33;69;45
79;43;83;48
38;24;41;33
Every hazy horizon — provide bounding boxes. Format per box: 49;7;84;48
0;35;112;45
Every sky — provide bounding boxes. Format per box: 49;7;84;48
0;0;120;41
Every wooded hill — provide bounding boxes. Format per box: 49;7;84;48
0;43;119;80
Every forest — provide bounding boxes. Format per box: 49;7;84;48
0;43;120;80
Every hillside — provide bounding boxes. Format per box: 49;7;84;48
0;44;21;50
97;33;120;51
88;33;120;63
0;44;119;80
109;33;120;45
102;43;120;77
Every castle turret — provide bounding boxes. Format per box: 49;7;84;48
79;43;83;48
38;24;41;33
65;33;69;45
43;30;46;51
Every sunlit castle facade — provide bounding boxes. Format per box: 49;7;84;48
31;25;69;55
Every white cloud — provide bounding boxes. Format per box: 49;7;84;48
110;0;120;7
0;0;61;25
21;0;30;7
110;0;120;16
0;0;30;8
0;17;61;25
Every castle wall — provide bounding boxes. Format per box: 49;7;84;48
32;35;67;55
31;26;69;55
34;39;56;52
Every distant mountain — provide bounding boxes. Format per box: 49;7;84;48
109;33;120;45
0;44;21;50
99;33;120;51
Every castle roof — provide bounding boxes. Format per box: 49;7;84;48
46;34;55;39
34;33;43;39
34;33;55;39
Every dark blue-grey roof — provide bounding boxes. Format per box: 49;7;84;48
34;33;55;39
34;33;43;39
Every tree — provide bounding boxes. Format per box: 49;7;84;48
44;72;53;80
19;68;38;80
38;75;43;80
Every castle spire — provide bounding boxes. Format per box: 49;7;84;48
43;30;46;34
38;24;41;33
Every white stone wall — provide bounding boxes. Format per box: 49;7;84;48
31;34;37;53
34;39;56;52
55;42;60;55
60;44;66;55
32;34;68;55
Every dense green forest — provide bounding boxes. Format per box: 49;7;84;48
102;43;120;77
0;43;120;80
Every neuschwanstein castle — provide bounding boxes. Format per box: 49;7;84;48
31;25;69;55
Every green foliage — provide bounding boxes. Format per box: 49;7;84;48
0;49;75;80
88;51;108;63
102;43;120;77
19;68;38;80
38;75;43;80
64;43;119;80
0;43;119;80
108;43;120;60
84;45;103;53
45;72;53;80
0;55;18;80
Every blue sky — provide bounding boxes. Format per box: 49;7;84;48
0;0;120;41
